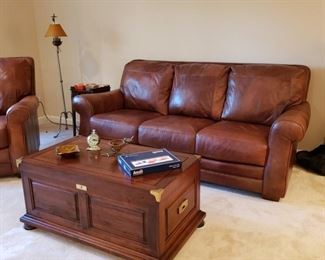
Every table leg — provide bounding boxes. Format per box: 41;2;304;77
72;110;77;136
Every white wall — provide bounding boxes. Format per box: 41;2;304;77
0;0;44;103
30;0;325;149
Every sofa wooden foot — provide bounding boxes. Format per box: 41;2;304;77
197;220;205;228
23;223;36;230
262;194;280;202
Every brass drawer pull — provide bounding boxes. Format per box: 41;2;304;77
178;199;189;214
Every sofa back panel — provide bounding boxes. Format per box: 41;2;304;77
169;63;229;120
0;57;35;114
120;60;174;115
221;64;310;125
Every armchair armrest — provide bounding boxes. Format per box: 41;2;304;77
270;102;310;142
6;95;40;173
6;96;39;124
72;89;124;135
263;102;310;201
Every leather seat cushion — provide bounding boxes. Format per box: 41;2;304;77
120;60;174;115
169;63;229;120
139;115;214;153
196;120;269;166
90;109;161;143
0;116;8;149
222;64;310;125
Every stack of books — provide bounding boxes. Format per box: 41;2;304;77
117;149;182;177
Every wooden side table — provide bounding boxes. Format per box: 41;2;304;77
70;85;111;136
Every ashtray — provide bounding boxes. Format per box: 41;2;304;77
56;144;80;158
109;139;126;153
108;136;134;154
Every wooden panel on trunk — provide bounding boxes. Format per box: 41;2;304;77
90;197;145;243
32;181;79;222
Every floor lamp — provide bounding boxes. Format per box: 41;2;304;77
45;14;72;138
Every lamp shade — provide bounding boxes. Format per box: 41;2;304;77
45;24;67;37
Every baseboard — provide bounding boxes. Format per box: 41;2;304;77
38;115;79;126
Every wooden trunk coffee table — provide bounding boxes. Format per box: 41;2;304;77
20;137;205;259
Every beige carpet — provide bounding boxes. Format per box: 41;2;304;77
0;122;324;260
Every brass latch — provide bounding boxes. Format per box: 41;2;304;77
76;184;87;191
178;199;189;214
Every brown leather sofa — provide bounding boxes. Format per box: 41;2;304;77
73;60;310;201
0;57;40;176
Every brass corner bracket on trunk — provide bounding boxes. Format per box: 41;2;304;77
16;157;23;168
150;188;164;203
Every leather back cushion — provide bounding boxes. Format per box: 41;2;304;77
120;60;174;115
222;64;310;125
0;57;34;114
169;63;229;120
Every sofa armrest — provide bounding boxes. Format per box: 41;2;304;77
6;95;40;173
262;102;310;201
72;89;124;135
270;102;310;142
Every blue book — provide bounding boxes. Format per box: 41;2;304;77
117;149;182;176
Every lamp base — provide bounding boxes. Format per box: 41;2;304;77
54;111;73;138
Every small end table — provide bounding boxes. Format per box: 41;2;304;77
70;85;111;136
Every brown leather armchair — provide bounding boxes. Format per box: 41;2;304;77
0;57;40;176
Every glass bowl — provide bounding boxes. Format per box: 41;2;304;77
109;139;126;153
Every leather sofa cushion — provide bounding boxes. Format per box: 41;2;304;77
139;115;214;153
120;60;174;115
0;58;34;114
0;116;8;149
196;120;269;166
222;64;310;125
90;109;161;143
169;63;229;120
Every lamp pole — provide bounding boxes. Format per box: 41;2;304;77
53;41;71;138
45;14;71;138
